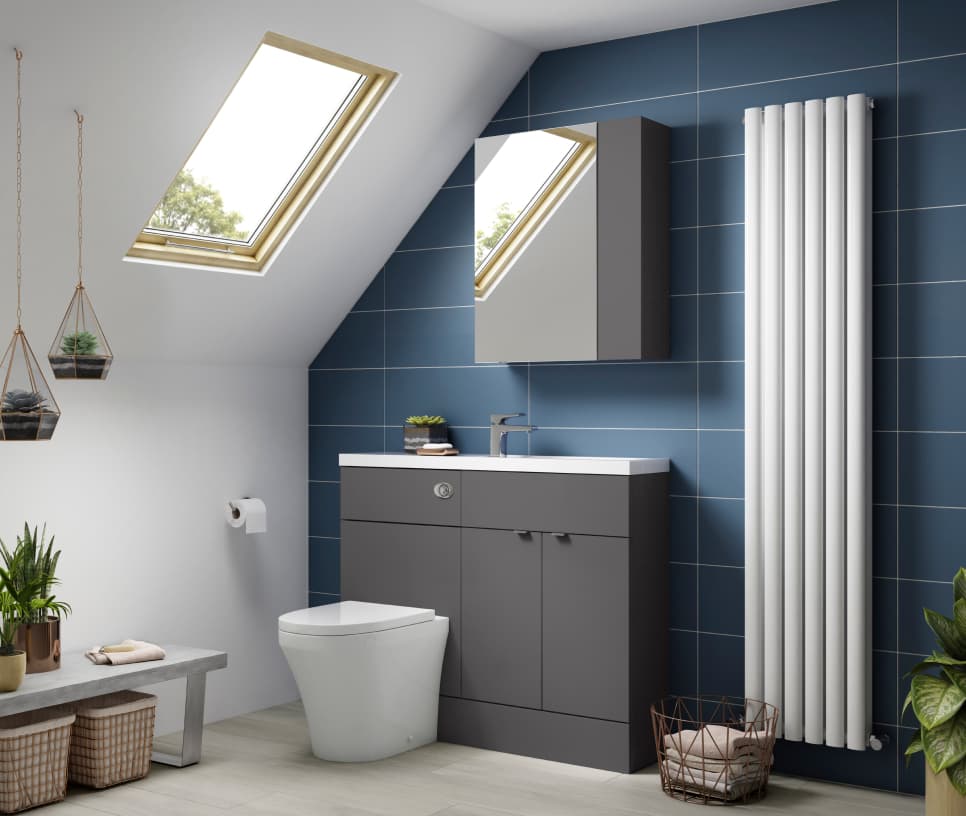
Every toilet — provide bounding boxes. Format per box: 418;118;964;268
278;600;448;762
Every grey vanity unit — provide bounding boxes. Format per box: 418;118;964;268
339;454;669;773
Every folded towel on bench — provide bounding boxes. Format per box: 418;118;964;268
86;640;165;665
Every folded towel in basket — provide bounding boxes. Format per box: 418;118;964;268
85;640;166;665
663;758;764;796
663;724;763;760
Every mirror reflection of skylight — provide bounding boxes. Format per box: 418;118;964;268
146;43;364;245
474;130;579;270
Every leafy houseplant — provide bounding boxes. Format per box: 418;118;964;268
403;415;449;452
905;567;966;806
49;329;110;380
0;389;58;441
0;524;70;674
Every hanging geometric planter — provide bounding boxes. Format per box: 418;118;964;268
48;111;112;380
48;284;112;380
1;329;60;441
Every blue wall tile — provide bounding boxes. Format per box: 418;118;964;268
398;186;473;251
310;311;384;370
307;0;961;793
899;357;966;431
670;563;697;629
698;362;743;430
698;225;742;294
898;506;966;582
699;431;743;499
308;592;340;607
899;208;966;283
899;0;966;61
698;293;743;361
698;565;744;635
386;307;474;367
899;54;966;136
898;578;954;655
529;26;696;115
698;633;744;698
699;0;895;90
309;370;383;426
386;247;475;309
386;365;527;429
530;362;696;429
898;281;966;357
309;537;340;595
899;131;966;210
699;498;744;567
310;426;384;482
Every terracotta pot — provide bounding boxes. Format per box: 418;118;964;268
14;617;61;673
0;651;26;692
927;766;966;816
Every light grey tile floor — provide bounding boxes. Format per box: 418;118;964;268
51;702;923;815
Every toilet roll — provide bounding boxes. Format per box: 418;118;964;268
226;498;267;534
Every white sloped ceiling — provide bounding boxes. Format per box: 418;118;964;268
0;0;535;366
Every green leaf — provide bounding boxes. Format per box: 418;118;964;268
911;674;966;729
925;607;966;660
955;568;966;606
949;756;966;797
923;708;966;773
956;598;966;639
905;729;924;758
910;653;966;676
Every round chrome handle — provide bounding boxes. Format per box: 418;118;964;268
433;481;454;500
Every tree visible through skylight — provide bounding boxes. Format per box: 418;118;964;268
147;41;364;244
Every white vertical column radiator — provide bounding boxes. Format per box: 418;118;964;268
744;94;873;750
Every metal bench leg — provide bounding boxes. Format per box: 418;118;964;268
151;671;207;767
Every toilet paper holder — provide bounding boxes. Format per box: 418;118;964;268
226;497;267;534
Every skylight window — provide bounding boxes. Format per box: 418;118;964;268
127;32;396;274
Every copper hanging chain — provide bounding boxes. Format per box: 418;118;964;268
14;48;23;330
75;110;84;287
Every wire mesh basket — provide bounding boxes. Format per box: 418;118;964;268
0;706;75;813
651;696;779;805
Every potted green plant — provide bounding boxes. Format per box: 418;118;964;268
904;567;966;814
0;524;71;674
0;389;59;440
49;330;111;380
403;415;449;452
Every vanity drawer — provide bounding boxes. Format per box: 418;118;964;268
461;471;630;537
341;467;461;526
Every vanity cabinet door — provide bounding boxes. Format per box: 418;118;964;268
542;533;629;722
341;520;461;697
461;528;542;709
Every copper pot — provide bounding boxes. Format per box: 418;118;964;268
14;617;61;673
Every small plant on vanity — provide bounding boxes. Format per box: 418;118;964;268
904;567;966;806
403;415;449;451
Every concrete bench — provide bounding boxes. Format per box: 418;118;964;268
0;645;227;767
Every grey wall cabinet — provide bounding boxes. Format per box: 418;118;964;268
340;466;668;773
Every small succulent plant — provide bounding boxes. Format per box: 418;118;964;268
60;331;99;356
1;390;48;414
405;415;447;426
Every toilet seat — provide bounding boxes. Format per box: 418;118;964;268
278;600;435;636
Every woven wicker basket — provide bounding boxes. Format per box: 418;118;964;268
0;706;75;813
67;690;157;789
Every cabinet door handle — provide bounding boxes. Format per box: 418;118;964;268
551;532;568;538
513;530;531;537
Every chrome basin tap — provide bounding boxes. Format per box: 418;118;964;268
490;413;536;457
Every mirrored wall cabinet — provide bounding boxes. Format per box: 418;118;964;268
474;116;669;363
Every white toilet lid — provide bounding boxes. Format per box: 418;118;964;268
278;600;435;636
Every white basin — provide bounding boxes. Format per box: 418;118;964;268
338;452;668;476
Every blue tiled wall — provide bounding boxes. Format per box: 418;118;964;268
309;0;966;794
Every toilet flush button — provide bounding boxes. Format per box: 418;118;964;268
433;482;454;499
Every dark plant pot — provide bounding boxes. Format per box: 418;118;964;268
49;354;112;380
403;423;449;451
14;617;61;673
0;412;59;441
